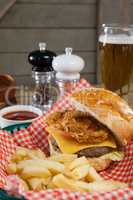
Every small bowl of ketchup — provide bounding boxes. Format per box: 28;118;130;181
0;105;42;128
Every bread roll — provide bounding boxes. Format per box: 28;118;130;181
70;88;133;146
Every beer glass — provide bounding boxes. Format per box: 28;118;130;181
99;24;133;105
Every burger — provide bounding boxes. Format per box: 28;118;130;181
46;88;133;171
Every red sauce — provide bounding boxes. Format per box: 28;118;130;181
3;111;38;121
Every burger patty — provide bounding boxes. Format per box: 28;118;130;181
77;147;112;158
50;136;113;158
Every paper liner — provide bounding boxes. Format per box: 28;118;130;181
0;79;132;200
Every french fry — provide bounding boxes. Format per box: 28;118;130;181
47;180;56;189
14;147;46;160
6;163;17;174
86;166;103;182
70;164;91;180
11;154;22;163
26;150;39;160
18;159;64;174
85;180;127;192
11;147;29;163
20;165;51;179
41;177;51;186
16;147;28;157
68;157;88;170
28;178;46;191
7;147;128;193
35;149;46;159
52;174;90;192
49;153;77;164
20;178;29;191
53;174;127;192
32;177;52;186
11;147;38;162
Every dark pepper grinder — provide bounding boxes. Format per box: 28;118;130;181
28;43;57;112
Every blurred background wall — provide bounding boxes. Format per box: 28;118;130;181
0;0;97;85
0;0;133;86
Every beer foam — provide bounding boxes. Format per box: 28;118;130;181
99;34;133;44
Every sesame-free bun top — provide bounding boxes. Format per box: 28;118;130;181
70;88;133;146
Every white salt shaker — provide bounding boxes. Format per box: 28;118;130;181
52;47;85;96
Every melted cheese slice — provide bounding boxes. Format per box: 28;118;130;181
47;127;117;154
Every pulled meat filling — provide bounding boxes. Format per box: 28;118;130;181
46;111;110;144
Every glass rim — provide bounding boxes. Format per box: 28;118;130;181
102;23;133;29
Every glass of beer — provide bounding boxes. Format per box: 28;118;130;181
99;24;133;105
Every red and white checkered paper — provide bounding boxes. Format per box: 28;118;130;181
0;79;133;200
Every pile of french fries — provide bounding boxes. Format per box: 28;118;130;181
6;147;127;192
